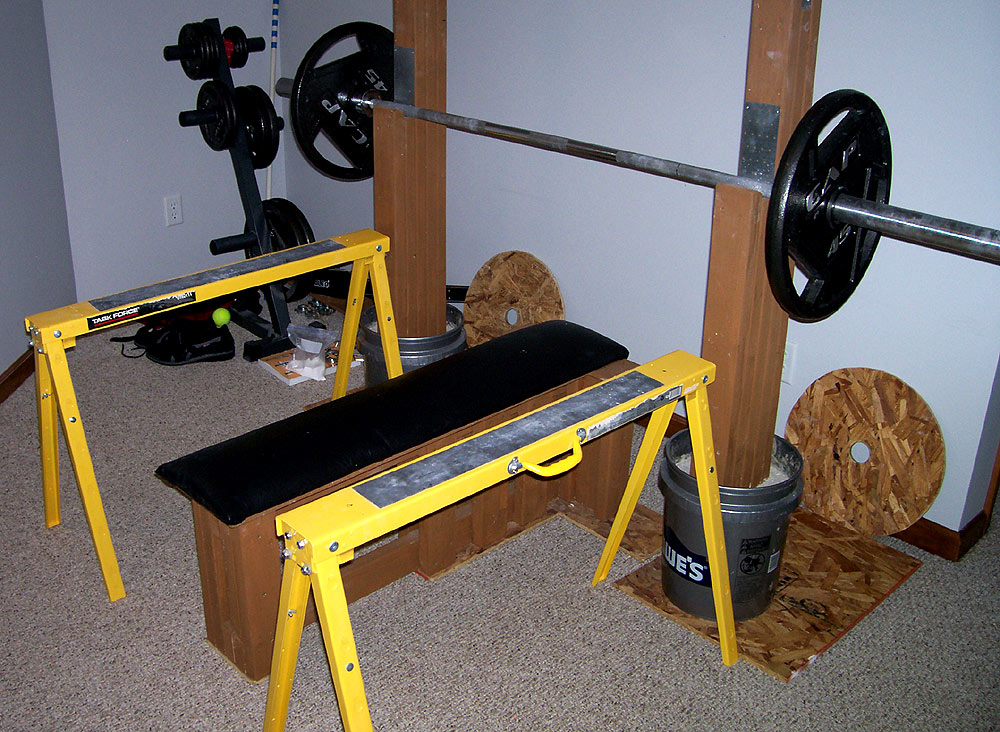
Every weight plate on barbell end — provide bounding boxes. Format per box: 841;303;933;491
262;198;315;302
177;22;223;81
196;80;238;151
290;22;394;180
223;26;249;69
235;85;283;169
765;89;892;323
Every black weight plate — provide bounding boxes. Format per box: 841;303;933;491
290;22;394;180
235;85;282;169
197;80;238;151
766;89;891;322
263;198;315;302
272;198;314;246
223;26;249;69
178;22;222;80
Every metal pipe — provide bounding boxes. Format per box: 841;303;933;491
829;194;1000;266
349;96;772;195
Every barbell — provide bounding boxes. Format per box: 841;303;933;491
280;22;1000;322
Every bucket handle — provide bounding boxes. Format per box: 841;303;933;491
520;438;583;478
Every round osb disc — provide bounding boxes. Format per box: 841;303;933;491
463;251;565;347
784;367;945;538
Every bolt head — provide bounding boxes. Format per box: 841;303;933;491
296;539;307;549
329;541;339;553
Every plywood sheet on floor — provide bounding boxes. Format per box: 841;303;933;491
614;508;921;681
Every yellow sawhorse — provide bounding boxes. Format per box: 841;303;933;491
24;229;403;602
263;350;737;732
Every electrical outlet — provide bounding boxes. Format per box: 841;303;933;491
781;341;798;384
164;194;183;226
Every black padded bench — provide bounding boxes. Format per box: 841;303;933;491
156;320;633;679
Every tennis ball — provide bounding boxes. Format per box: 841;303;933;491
211;308;231;327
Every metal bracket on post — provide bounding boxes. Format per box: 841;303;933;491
393;45;415;105
737;101;780;185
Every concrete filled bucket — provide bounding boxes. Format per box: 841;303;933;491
660;429;803;621
357;304;467;386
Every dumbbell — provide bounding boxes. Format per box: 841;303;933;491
164;22;265;80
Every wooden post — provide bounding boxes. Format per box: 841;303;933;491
372;0;447;337
700;0;821;486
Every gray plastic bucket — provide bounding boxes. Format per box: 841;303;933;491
357;304;467;386
659;429;803;621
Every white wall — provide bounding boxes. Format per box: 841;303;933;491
444;1;1000;532
0;0;76;367
38;1;999;532
782;1;1000;529
42;0;282;302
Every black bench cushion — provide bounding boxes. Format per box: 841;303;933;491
156;320;628;526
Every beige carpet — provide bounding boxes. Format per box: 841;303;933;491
1;317;998;731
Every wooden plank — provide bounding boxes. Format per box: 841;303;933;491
0;348;33;405
616;508;921;682
469;481;509;549
893;512;990;562
786;367;946;538
372;0;447;337
342;529;420;603
700;0;821;487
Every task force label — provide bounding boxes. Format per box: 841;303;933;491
87;291;196;330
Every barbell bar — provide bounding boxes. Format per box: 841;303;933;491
285;22;1000;322
347;93;1000;265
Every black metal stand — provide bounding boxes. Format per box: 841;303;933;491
166;18;291;361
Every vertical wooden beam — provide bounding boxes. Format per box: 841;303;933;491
373;0;447;337
700;0;821;486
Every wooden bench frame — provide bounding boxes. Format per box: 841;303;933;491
25;229;403;601
262;351;737;732
192;357;640;681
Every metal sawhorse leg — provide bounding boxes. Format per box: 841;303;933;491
262;350;736;732
24;229;403;601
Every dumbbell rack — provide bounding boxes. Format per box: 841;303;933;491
165;17;292;361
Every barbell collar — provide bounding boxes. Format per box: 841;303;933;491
829;194;1000;266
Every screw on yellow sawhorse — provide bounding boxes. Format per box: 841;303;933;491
24;229;403;602
262;350;737;732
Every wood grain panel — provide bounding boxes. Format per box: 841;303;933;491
785;367;945;538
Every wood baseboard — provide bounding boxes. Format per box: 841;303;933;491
892;513;990;562
0;348;33;405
